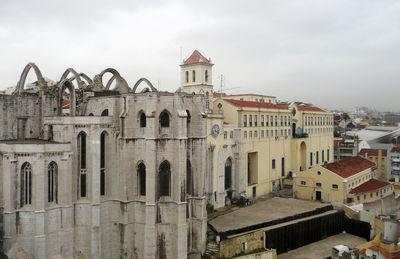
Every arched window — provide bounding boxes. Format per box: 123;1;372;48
225;158;232;190
100;131;108;196
78;132;87;198
158;161;171;198
192;70;196;82
185;71;189;83
89;113;94;116
140;112;146;127
205;70;208;82
48;162;58;203
187;160;193;195
21;162;32;206
137;162;146;196
160;110;170;127
186;110;191;135
101;109;109;116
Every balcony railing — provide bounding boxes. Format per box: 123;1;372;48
392;158;400;163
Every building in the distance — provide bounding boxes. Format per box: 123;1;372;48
359;148;388;180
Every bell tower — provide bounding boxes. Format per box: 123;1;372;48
180;50;214;97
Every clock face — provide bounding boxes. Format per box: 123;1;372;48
211;124;220;137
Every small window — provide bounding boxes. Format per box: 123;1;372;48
224;131;227;139
244;115;247;127
185;71;189;83
249;115;252;127
138;163;146;196
301;181;306;186
244;131;247;138
261;130;264;138
332;184;338;189
230;131;233;138
316;182;322;187
192;70;196;82
249;131;252;138
254;115;258;126
272;159;276;169
254;131;258;138
140;112;146;127
205;70;208;82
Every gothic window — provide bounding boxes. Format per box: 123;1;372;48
78;132;87;198
187;160;193;195
48;162;58;203
137;162;146;196
160;110;170;127
139;111;146;127
101;109;109;116
100;131;108;196
192;70;196;82
185;71;189;83
225;158;232;190
158;161;171;198
205;70;208;82
21;162;32;206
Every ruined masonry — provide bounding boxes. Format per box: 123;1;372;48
0;63;207;258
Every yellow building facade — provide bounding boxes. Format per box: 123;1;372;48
294;156;388;204
359;148;388;180
213;98;334;199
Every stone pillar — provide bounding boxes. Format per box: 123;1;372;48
90;127;101;258
34;156;46;258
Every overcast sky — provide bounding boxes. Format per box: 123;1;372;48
1;0;400;111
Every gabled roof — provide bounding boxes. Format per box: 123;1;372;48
391;147;400;153
349;179;390;194
359;148;387;157
224;99;289;110
323;156;375;178
298;106;325;112
183;50;211;65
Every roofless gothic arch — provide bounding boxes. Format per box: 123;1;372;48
92;68;130;93
131;78;158;93
14;63;46;94
58;80;76;116
59;68;86;90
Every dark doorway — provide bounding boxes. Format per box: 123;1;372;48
281;157;285;177
252;186;256;198
225;158;232;190
316;191;322;201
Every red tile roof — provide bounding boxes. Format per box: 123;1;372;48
183;50;211;65
224;99;289;110
323;156;375;178
298;106;325;112
62;100;70;109
334;139;343;148
349;179;391;194
359;148;387;157
391;147;400;153
214;92;227;98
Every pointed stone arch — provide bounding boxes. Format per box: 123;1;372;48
131;78;158;93
58;80;76;116
59;68;86;90
15;63;46;94
92;68;130;93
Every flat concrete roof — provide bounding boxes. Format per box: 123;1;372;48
278;233;366;259
209;197;328;233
